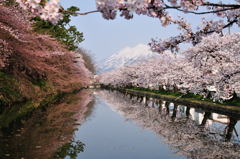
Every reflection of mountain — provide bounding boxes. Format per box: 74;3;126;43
95;90;240;159
0;90;94;159
97;44;160;73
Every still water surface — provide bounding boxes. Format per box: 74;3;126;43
75;92;185;159
0;90;240;159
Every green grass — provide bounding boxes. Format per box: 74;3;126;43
125;87;240;107
132;87;183;97
222;93;240;106
124;88;240;115
0;71;61;128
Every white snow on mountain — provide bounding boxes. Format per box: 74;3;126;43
97;44;160;73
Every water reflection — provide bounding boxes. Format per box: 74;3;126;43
0;90;94;159
53;140;85;159
1;89;240;159
95;90;240;159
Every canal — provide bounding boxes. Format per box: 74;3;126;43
0;89;240;159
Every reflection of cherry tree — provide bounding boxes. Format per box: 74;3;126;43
99;33;240;102
95;90;240;159
0;90;94;159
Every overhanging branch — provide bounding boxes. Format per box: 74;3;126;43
61;9;100;16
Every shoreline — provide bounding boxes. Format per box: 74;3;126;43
104;87;240;117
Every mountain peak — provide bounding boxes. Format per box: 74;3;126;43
97;44;160;73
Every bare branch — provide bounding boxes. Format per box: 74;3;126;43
164;5;237;15
61;9;99;15
76;10;100;15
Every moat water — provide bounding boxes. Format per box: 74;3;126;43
0;90;240;159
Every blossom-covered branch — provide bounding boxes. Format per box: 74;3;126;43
14;0;240;53
98;33;240;102
96;0;240;53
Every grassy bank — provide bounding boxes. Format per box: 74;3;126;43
0;4;92;129
123;87;240;115
0;71;84;129
101;85;240;115
0;88;84;129
0;72;25;107
130;87;240;106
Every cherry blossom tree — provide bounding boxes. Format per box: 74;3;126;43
15;0;63;24
11;0;240;101
96;0;240;53
99;33;240;102
13;0;240;53
184;33;240;101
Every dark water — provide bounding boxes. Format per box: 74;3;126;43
0;90;240;159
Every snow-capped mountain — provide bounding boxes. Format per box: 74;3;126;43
97;44;160;73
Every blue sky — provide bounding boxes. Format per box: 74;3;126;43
61;0;182;61
61;0;236;62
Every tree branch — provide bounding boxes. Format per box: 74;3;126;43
164;6;237;15
203;2;240;8
61;9;100;16
76;10;100;15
